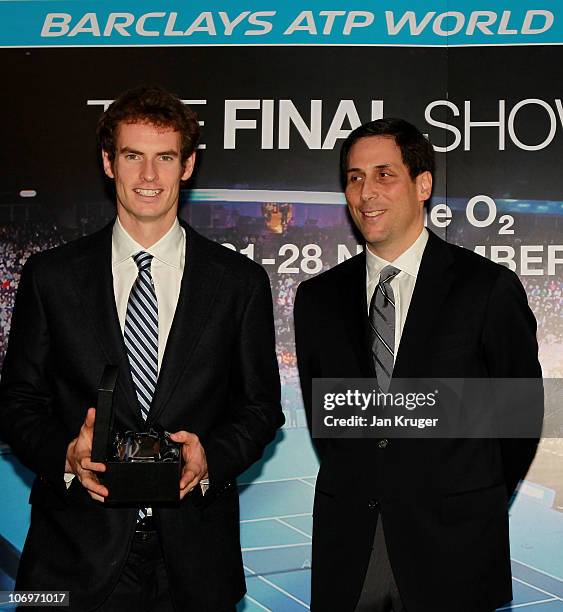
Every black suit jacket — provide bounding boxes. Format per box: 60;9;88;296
294;231;542;612
0;221;284;611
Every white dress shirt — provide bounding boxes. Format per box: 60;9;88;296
112;217;185;370
366;228;429;361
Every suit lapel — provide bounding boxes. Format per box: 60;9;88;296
70;223;141;426
340;253;374;378
147;226;224;426
393;231;456;378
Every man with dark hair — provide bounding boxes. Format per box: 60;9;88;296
338;117;435;186
0;85;283;611
294;118;541;611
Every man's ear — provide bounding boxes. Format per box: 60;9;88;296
416;171;433;203
181;152;196;181
102;150;115;179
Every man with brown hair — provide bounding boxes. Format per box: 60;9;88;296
0;85;283;611
295;118;542;611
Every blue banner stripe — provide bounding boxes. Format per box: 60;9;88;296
1;1;562;47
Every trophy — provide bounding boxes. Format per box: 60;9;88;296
91;365;182;504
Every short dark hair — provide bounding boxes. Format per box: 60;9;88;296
97;85;200;164
340;117;435;184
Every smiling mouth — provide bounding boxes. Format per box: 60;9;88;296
134;188;163;197
362;210;385;218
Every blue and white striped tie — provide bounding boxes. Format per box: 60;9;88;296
124;252;158;525
124;252;158;422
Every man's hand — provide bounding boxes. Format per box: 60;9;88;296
65;407;108;502
169;430;208;500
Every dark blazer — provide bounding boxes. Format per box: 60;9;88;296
294;230;542;612
0;221;284;611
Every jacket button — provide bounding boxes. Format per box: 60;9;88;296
368;499;379;510
378;439;389;449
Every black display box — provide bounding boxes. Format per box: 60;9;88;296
91;365;182;505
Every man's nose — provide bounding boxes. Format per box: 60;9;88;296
360;176;379;201
141;160;157;183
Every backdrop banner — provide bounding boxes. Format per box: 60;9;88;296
1;2;562;609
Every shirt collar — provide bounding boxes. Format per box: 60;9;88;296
112;217;185;269
366;227;429;284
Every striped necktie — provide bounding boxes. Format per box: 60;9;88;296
124;252;158;523
124;251;158;420
369;265;400;393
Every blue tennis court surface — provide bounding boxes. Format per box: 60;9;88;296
1;429;562;610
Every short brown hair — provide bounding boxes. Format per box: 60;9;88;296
340;117;435;184
97;85;200;164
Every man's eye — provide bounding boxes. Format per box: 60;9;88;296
124;154;139;160
160;155;174;162
349;175;362;183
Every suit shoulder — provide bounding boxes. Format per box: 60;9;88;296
188;226;269;284
22;225;109;274
299;253;366;291
444;239;519;283
297;253;363;295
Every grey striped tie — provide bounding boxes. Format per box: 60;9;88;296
124;252;158;523
124;252;158;421
369;265;400;392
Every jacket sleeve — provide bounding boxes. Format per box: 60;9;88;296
294;281;326;460
0;256;71;495
481;266;543;498
202;266;284;485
